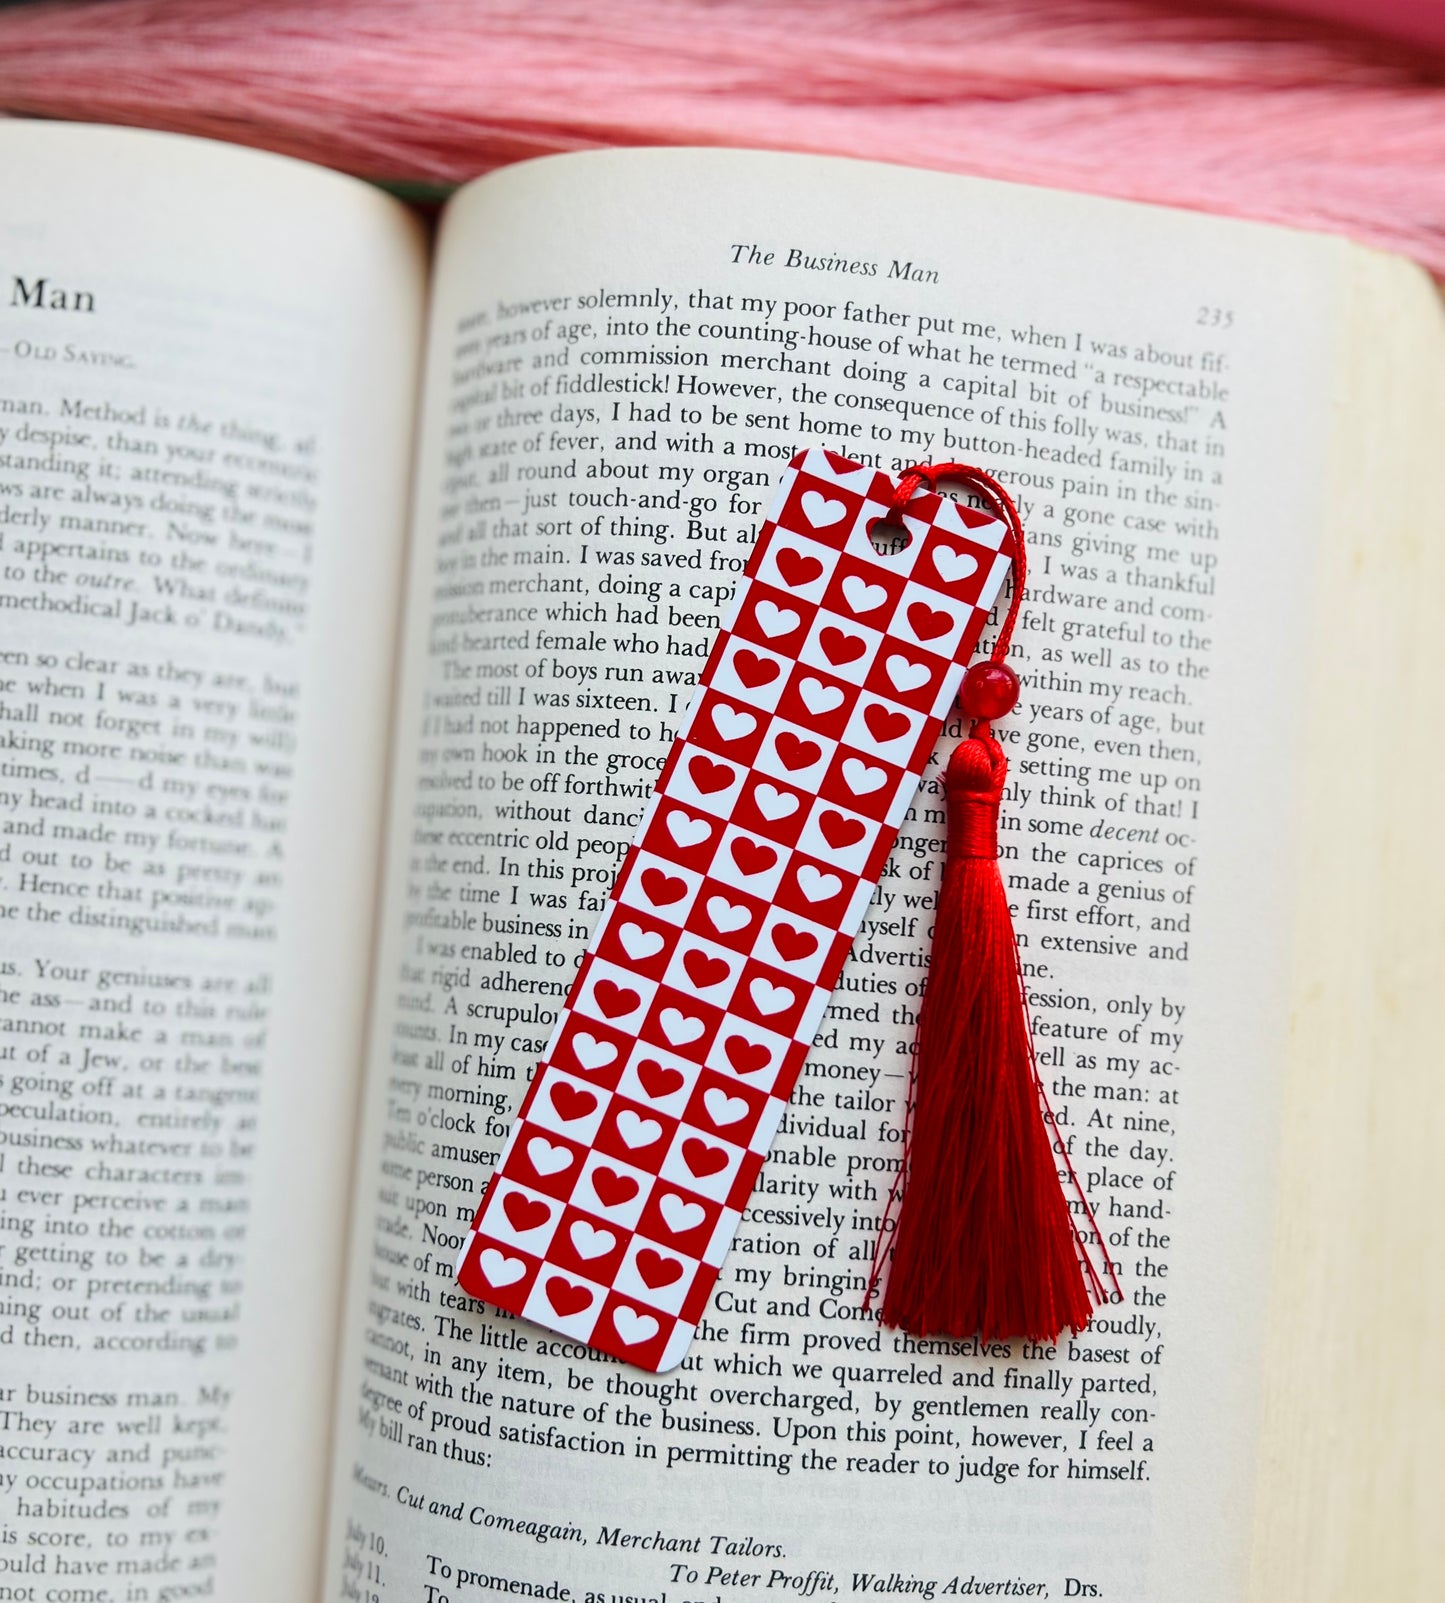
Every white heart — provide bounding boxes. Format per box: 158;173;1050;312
842;757;888;795
711;704;757;742
798;677;844;715
750;978;794;1016
797;865;842;902
755;600;801;638
618;922;664;961
659;1193;706;1233
660;1008;705;1046
616;1110;663;1149
842;575;887;615
527;1137;573;1176
753;783;799;820
704;1088;748;1127
932;543;979;582
570;1221;616;1260
613;1306;661;1346
571;1032;617;1072
706;896;751;934
667;810;711;848
801;489;847;528
885;654;930;693
479;1248;526;1288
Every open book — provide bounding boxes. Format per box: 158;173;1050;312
1;121;1440;1603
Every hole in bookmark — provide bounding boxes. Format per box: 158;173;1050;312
865;516;911;558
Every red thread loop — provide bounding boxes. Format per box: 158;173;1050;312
887;461;1027;666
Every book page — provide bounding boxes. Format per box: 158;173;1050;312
0;124;426;1601
323;149;1340;1603
1245;254;1445;1601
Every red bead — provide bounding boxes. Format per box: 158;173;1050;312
960;661;1019;720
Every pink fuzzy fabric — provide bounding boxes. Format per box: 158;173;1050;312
0;0;1441;273
1252;0;1445;55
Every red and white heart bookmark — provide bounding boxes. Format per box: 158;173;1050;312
456;448;1108;1372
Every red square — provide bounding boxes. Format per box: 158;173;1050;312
730;579;814;654
774;663;859;741
638;982;724;1064
861;642;943;714
458;1232;538;1317
547;1204;630;1284
913;514;1005;609
771;850;856;926
733;956;811;1038
592;1093;679;1171
507;1120;587;1202
551;1015;631;1090
686;874;771;957
776;467;869;552
595;1293;674;1369
685;688;768;767
684;1068;767;1147
638;800;724;874
635;1183;720;1259
819;744;906;824
733;773;810;847
596;906;680;981
820;549;906;631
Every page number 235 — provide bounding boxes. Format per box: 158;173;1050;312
1196;306;1233;328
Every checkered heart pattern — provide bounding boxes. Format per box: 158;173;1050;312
457;448;1013;1371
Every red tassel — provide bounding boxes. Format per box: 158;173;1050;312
866;464;1116;1343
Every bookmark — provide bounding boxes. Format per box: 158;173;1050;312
459;448;1048;1371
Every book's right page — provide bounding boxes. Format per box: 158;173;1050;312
1245;252;1445;1600
324;149;1351;1602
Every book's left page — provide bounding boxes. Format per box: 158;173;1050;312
0;123;427;1602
